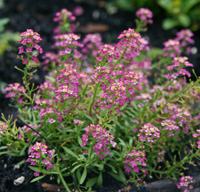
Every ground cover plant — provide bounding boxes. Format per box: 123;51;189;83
0;7;200;192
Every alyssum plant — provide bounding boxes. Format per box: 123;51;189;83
1;8;200;192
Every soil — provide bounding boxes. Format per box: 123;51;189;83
0;0;200;192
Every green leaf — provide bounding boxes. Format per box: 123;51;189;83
162;18;179;30
97;172;103;186
71;164;83;173
182;0;200;13
119;168;126;183
0;18;9;33
107;163;117;173
47;171;59;175
84;114;95;123
78;136;82;145
93;163;104;170
31;175;45;183
76;169;81;183
62;146;78;159
115;0;134;11
29;166;41;172
147;48;163;60
108;171;124;182
80;166;87;184
0;151;9;155
158;0;173;11
16;160;25;166
19;145;28;156
0;146;8;150
119;137;127;146
28;166;48;174
57;175;61;184
178;14;191;27
86;177;98;187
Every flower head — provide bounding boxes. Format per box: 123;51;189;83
138;123;160;143
136;8;153;25
80;124;116;160
177;176;194;192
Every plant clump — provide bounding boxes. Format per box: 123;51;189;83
0;7;200;192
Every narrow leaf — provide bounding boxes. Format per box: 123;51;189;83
80;166;87;184
86;177;98;187
62;146;78;159
31;175;45;183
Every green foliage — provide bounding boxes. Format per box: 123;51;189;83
158;0;200;30
110;0;200;30
0;17;20;55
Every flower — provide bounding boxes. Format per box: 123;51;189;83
177;176;194;192
164;57;193;80
18;29;43;65
80;124;116;160
53;9;76;33
5;83;26;98
116;28;148;59
138;123;160;143
48;118;56;123
73;6;84;16
26;142;54;176
136;8;153;25
124;148;147;184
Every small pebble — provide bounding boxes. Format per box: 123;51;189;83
14;176;25;186
92;10;100;19
191;47;198;54
13;164;20;170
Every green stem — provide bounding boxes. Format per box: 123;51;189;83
148;78;200;122
135;20;144;33
89;82;101;114
23;53;35;108
58;168;71;192
111;47;127;72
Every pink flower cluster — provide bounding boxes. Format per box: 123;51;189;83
124;148;147;183
53;8;76;33
192;129;200;149
138;123;160;144
162;104;192;133
37;81;56;94
165;78;187;91
53;33;83;56
116;28;148;59
73;6;84;16
136;93;152;103
0;121;8;134
177;176;194;192
176;29;194;47
42;52;60;70
5;83;26;99
54;66;83;102
82;33;102;57
136;8;153;25
26;142;54;176
91;67;142;113
18;29;43;64
161;119;180;137
164;57;193;79
96;44;116;63
80;124;116;160
163;39;181;57
163;29;194;57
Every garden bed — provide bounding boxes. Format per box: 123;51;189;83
1;0;200;192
